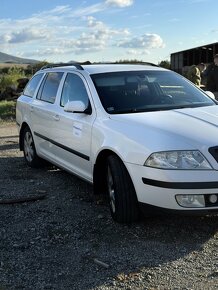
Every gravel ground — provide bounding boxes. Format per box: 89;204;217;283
0;122;218;290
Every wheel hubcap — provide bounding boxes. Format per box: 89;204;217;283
24;131;34;162
107;166;116;213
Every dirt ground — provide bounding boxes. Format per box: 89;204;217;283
0;122;218;290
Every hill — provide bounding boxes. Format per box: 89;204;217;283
0;51;38;64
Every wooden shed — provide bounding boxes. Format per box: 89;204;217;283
171;42;218;74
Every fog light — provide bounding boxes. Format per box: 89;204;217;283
209;194;218;204
176;194;205;208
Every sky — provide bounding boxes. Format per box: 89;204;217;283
0;0;218;64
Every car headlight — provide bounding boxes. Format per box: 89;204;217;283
144;150;212;170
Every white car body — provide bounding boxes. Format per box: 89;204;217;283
16;64;218;222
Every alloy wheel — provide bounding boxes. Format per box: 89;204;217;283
24;131;34;162
107;166;116;214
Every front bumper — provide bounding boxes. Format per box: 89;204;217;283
125;162;218;212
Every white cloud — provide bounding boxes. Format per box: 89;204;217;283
72;3;106;17
105;0;134;7
0;3;155;61
87;16;105;28
118;33;165;49
127;49;150;55
24;48;66;57
61;18;130;55
2;29;50;44
0;4;113;46
40;5;72;15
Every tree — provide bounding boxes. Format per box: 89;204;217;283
158;60;171;69
115;59;143;64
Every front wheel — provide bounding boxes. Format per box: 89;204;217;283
107;155;139;223
22;127;42;168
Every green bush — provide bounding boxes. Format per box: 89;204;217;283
0;67;25;92
0;100;16;120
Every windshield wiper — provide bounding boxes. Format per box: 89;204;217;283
109;107;170;114
173;103;215;110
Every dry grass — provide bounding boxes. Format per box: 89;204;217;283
0;63;29;69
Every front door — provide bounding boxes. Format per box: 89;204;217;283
49;72;96;182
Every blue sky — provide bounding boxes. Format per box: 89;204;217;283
0;0;218;64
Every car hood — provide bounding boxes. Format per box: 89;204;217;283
109;105;218;150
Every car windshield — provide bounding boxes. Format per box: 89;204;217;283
91;70;216;114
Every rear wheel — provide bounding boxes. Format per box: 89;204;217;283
107;155;139;223
22;127;42;168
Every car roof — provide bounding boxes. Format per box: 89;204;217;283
81;64;166;74
39;63;167;75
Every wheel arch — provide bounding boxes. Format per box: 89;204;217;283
93;149;128;195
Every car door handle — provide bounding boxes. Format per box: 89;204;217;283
53;114;60;121
30;106;34;112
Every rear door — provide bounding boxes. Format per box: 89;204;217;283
31;71;64;159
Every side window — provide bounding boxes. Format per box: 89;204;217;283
37;72;63;104
23;73;44;97
60;73;89;107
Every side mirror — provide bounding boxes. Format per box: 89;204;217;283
205;91;215;100
64;101;87;113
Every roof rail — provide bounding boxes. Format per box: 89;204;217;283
40;62;85;70
39;61;158;71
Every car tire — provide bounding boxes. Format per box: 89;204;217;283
107;155;139;223
22;127;42;168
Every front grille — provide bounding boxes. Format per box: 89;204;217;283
208;146;218;162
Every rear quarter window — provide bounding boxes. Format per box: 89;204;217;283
23;73;44;98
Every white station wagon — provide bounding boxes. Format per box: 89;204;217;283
16;63;218;223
